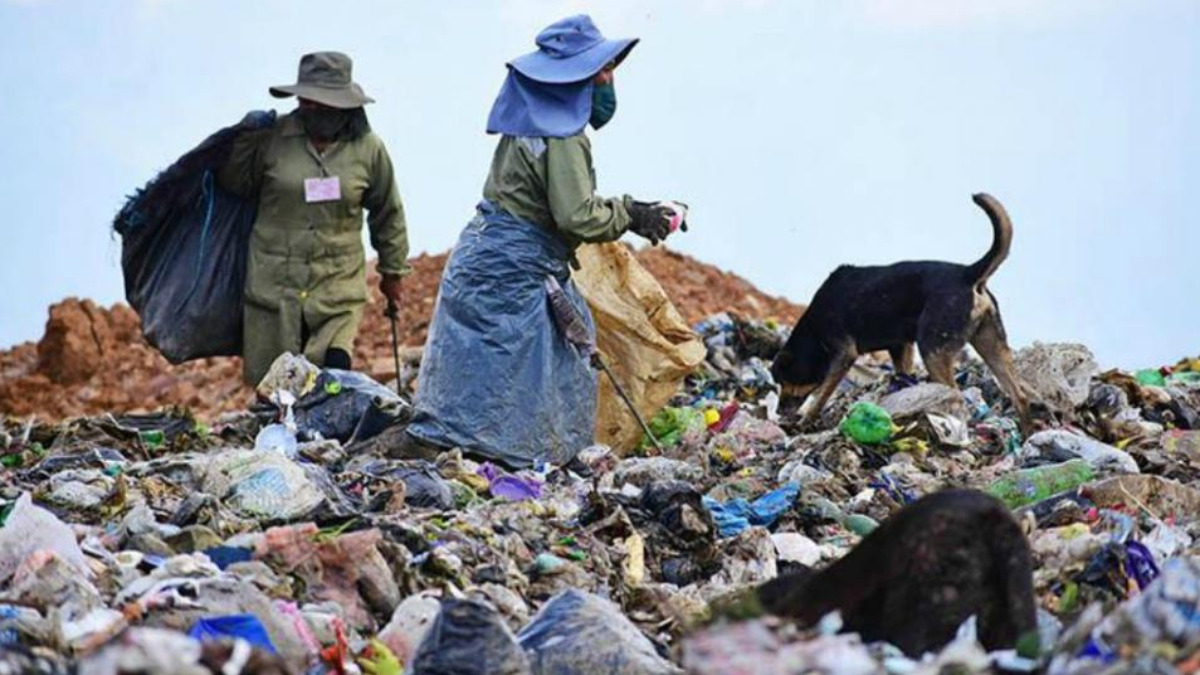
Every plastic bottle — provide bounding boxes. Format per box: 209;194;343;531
985;459;1095;509
808;497;879;536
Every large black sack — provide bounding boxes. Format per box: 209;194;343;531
113;110;275;364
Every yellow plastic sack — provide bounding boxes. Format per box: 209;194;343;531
574;243;707;454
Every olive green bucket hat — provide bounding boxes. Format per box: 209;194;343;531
269;51;374;109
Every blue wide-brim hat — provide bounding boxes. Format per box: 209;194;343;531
508;14;638;84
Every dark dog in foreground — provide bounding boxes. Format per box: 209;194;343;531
757;490;1037;656
771;193;1030;431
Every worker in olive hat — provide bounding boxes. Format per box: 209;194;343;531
219;51;410;385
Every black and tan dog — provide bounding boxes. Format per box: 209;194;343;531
771;193;1030;431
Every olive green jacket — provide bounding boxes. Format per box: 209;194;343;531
218;111;410;382
482;133;633;252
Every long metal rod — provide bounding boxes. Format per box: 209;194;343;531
595;356;664;452
387;301;404;397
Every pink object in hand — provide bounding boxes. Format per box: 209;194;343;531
658;201;688;232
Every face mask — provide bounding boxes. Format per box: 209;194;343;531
589;83;617;130
299;106;349;141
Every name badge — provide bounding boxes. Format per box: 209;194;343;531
304;176;341;203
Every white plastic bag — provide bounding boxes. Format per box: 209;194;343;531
0;493;92;582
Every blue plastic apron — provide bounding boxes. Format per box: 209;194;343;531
406;201;597;468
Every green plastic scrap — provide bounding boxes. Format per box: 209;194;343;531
1016;631;1042;660
139;430;165;448
1167;372;1200;388
1058;581;1080;614
843;513;879;536
324;380;344;396
535;552;568;574
1136;368;1167;387
641;407;707;450
839;402;896;445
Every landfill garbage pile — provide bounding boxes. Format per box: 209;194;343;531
4;297;1200;672
0;248;801;422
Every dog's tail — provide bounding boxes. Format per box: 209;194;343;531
966;193;1013;289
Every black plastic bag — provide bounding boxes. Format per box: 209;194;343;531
353;460;454;511
410;598;531;675
294;369;407;444
113;110;275;363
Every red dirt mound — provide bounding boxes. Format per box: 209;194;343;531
0;248;802;422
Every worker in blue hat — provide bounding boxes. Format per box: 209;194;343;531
395;15;686;467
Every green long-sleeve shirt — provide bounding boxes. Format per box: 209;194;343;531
482;133;632;251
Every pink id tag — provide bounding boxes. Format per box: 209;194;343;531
304;176;341;203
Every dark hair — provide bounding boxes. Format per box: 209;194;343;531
338;107;371;141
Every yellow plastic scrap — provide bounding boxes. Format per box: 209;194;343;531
622;532;646;587
461;473;491;493
1056;522;1092;540
713;447;736;464
890;437;929;457
1175;357;1200;372
357;639;402;675
313;518;358;544
297;370;318;398
704;409;721;427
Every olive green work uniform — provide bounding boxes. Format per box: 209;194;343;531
219;111;411;385
482;133;634;255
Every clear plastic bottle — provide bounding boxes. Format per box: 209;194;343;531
986;459;1095;509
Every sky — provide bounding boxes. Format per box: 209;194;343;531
1;0;1197;370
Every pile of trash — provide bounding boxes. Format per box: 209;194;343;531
4;305;1200;673
0;249;802;422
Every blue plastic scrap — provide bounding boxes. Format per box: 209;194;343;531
1124;541;1160;591
202;546;255;571
703;483;800;538
869;472;915;505
188;614;277;653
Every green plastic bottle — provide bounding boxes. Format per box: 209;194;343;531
985;459;1095;509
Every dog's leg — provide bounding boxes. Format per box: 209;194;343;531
920;344;961;388
889;343;915;376
779;382;819;417
970;317;1032;434
801;346;859;425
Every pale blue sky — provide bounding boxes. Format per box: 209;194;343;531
1;0;1197;369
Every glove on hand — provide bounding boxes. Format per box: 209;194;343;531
628;201;673;246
